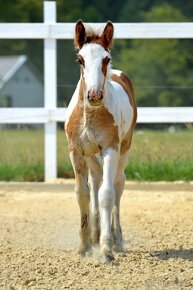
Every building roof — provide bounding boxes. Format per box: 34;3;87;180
0;55;27;89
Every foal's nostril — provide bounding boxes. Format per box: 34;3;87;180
88;90;103;100
99;91;103;99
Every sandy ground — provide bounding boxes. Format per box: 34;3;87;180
0;180;193;290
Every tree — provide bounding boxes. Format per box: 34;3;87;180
114;4;193;106
120;0;193;22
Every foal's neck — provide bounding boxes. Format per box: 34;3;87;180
83;105;99;127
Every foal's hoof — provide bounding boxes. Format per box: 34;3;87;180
78;244;92;257
100;251;115;263
112;242;125;253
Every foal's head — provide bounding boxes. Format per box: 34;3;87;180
75;20;114;107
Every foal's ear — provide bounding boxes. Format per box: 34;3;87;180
75;20;86;49
100;21;114;50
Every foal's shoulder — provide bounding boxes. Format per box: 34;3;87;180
110;69;134;96
110;69;136;110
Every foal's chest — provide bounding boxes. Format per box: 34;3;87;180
80;106;119;155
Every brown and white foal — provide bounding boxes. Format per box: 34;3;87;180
65;20;137;263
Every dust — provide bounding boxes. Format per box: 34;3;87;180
0;181;193;289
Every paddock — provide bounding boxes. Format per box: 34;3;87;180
0;180;193;289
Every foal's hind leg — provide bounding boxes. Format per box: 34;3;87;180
112;151;129;252
87;156;102;246
70;151;91;256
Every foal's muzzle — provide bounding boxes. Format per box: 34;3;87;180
87;90;103;106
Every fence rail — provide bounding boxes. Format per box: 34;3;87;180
1;107;193;124
1;23;193;39
0;1;193;181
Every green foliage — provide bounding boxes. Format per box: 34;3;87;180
120;0;193;22
58;0;99;22
114;4;193;107
141;3;187;22
0;0;43;22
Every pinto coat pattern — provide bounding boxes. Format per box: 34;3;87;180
65;20;137;263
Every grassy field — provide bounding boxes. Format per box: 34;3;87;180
0;129;192;181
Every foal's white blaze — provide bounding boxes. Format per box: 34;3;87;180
79;43;111;97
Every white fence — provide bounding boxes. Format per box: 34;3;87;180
0;1;193;181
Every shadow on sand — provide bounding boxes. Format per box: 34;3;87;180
124;248;193;261
151;248;193;261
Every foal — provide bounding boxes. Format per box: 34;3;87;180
65;20;137;263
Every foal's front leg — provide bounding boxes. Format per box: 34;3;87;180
99;148;119;263
112;151;129;252
70;151;91;256
87;156;102;245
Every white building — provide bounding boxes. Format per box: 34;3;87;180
0;55;44;128
0;55;44;108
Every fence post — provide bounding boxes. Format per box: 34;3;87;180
44;1;57;181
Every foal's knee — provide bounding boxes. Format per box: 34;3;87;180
75;182;90;205
99;185;115;209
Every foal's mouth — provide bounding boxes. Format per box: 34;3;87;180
88;96;103;106
87;91;103;106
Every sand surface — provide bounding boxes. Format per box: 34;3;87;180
0;181;193;290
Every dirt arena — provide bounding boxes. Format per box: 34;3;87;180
0;180;193;290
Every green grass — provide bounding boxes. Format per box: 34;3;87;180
0;129;193;181
126;129;193;181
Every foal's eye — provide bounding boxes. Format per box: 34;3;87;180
77;58;82;65
103;56;111;65
106;58;111;64
76;55;84;66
